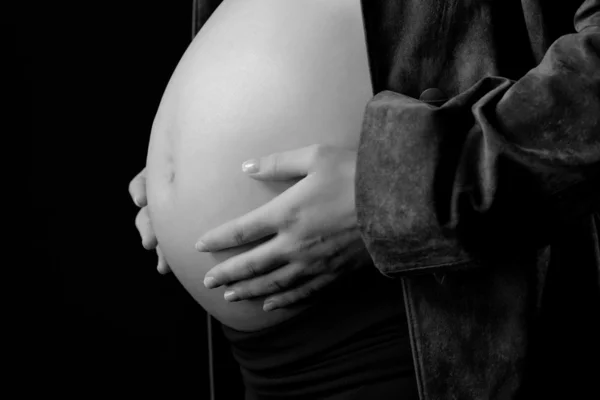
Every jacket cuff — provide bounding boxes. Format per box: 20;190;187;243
355;77;527;276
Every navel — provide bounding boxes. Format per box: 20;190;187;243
164;123;179;189
167;154;176;184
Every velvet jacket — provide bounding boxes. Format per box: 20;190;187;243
193;1;600;399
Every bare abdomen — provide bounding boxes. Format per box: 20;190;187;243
145;0;372;332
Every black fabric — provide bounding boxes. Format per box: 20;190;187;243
222;265;418;400
244;376;420;400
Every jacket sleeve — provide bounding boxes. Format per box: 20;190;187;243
355;0;600;277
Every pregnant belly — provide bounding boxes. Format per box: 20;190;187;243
145;0;373;332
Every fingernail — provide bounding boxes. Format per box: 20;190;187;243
263;301;276;312
224;290;237;301
242;159;259;174
195;241;208;252
204;276;216;288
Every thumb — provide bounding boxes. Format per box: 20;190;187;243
242;145;318;181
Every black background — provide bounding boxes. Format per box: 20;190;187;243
22;0;600;398
27;1;243;397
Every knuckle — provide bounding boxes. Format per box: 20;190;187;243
137;213;157;244
129;170;144;192
243;261;258;278
128;184;138;203
135;208;146;230
232;285;249;299
142;237;157;250
297;236;323;253
267;278;286;293
233;227;246;246
241;287;257;300
279;207;300;231
128;179;135;196
129;169;147;204
269;153;280;176
243;284;260;299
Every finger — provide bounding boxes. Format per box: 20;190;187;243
135;207;158;250
129;168;147;207
223;261;311;302
242;144;325;180
203;235;289;288
262;273;337;312
156;245;171;274
196;199;286;252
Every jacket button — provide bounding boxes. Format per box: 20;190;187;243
419;88;447;103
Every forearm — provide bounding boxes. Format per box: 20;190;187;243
355;0;600;276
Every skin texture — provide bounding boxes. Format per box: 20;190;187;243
141;0;373;332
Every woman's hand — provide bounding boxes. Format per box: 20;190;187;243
129;167;171;274
196;144;370;312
